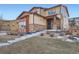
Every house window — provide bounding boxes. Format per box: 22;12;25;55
48;11;55;15
19;21;26;29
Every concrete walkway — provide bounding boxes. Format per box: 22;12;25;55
0;30;47;47
0;29;78;47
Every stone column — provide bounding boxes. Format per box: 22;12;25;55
53;16;57;30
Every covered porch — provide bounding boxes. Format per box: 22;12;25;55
46;14;61;30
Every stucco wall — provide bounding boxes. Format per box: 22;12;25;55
29;14;46;25
33;14;46;25
61;6;69;31
40;9;45;16
29;14;33;24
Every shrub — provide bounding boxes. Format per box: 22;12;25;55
50;34;54;37
46;31;49;34
40;33;44;36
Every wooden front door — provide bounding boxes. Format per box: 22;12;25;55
47;19;52;29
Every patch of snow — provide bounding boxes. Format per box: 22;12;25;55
47;29;62;32
74;37;79;40
8;30;47;44
56;36;64;39
0;33;7;36
65;39;75;42
0;43;10;47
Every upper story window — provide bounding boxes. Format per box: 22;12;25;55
48;11;55;15
55;10;60;14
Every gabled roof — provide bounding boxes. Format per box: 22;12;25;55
29;7;47;12
16;4;69;20
45;4;69;17
45;4;62;10
29;4;63;12
29;4;69;17
16;11;46;20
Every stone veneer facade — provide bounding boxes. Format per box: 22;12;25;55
29;24;46;32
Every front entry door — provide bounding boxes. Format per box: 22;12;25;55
47;19;52;29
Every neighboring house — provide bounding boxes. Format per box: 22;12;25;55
17;4;69;34
69;17;79;35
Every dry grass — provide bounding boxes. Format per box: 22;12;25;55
0;35;17;42
0;36;79;54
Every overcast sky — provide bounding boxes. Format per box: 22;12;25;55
0;4;78;20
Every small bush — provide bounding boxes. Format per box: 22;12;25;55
50;34;54;37
40;33;44;36
59;33;64;36
46;31;50;34
19;33;24;36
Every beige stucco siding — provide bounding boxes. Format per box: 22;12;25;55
40;9;45;16
29;14;47;32
29;14;33;24
29;14;46;25
61;6;68;17
33;14;46;25
61;6;69;30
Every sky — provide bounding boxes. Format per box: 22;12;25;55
0;4;79;20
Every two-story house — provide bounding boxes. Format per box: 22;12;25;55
17;4;69;34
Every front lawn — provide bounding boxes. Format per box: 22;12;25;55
0;36;79;54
